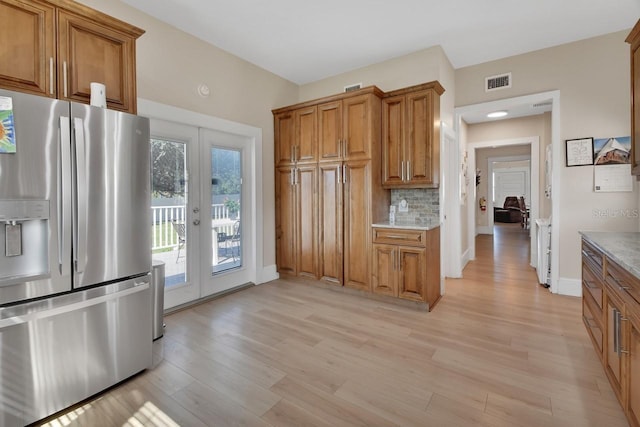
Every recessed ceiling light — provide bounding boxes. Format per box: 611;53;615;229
487;110;508;118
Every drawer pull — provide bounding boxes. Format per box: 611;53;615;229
383;234;408;239
612;277;631;291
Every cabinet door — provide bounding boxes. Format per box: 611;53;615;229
629;315;640;427
318;101;343;161
372;244;396;296
275;167;296;275
57;10;138;113
382;95;405;186
343;160;370;290
343;94;373;160
605;291;625;403
406;89;437;187
318;162;343;285
275;111;295;166
296;165;317;279
295;106;317;163
398;246;426;302
0;0;55;97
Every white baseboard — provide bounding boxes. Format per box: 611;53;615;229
555;278;581;297
257;264;279;284
461;248;472;270
476;226;493;235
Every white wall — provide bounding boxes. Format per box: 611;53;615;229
456;31;639;289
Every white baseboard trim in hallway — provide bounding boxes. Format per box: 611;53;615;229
556;278;581;297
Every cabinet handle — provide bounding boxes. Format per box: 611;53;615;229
613;278;631;291
343;164;346;184
344;139;348;157
614;308;620;355
337;165;341;183
407;161;411;180
49;57;54;95
290;169;294;186
291;146;294;162
63;61;68;98
295;146;298;162
383;234;406;240
338;139;342;157
401;161;405;181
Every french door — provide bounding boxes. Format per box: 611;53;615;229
150;120;254;309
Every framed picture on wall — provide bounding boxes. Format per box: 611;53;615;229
565;137;594;167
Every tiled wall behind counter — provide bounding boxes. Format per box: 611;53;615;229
391;189;439;223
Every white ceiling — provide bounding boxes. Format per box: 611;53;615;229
121;0;640;85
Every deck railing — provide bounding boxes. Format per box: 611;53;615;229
152;204;231;251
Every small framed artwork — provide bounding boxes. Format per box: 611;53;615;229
565;137;594;167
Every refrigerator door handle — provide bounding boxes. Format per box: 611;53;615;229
59;117;72;276
73;117;88;274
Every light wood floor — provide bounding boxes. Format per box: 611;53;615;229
40;223;628;426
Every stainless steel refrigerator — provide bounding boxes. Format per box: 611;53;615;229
0;89;152;426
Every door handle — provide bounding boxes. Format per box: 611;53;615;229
193;219;200;226
63;61;68;98
58;117;72;276
73;117;87;274
49;57;54;95
193;207;200;213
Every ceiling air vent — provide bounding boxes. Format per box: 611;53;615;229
485;73;511;92
344;83;362;93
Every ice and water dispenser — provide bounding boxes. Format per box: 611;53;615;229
0;200;50;281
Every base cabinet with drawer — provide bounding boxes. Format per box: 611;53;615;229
581;235;640;427
372;227;440;309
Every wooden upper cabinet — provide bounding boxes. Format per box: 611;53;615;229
294;106;317;163
382;95;405;186
343;94;374;160
275;111;295;166
0;0;55;97
57;9;142;113
382;82;444;189
627;20;640;176
406;90;437;186
0;0;143;113
318;101;342;161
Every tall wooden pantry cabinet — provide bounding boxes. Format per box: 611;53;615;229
273;86;389;291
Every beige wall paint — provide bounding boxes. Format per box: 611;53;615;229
468;114;551;229
75;0;300;270
456;31;638;283
299;45;456;127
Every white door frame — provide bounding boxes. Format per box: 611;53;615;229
486;155;531;233
441;122;461;279
452;90;561;291
139;99;264;307
468;139;539;268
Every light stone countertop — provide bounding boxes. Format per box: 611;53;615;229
580;231;640;280
372;219;441;231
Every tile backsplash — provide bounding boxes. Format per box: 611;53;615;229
390;189;439;223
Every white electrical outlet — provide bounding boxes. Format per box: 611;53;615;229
398;199;409;213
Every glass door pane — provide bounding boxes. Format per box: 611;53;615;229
151;138;188;287
211;147;242;274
